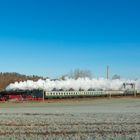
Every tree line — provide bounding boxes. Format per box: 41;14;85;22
60;69;120;80
0;70;121;90
0;72;44;90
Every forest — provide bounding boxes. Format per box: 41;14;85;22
0;72;43;90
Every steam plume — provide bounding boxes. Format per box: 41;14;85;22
6;78;140;91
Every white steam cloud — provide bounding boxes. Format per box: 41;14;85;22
6;78;140;91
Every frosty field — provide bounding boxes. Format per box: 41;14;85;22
0;98;140;140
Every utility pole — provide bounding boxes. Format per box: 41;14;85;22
42;83;45;102
107;65;109;80
43;90;45;102
133;84;137;97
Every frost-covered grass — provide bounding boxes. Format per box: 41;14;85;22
0;113;140;140
0;98;140;139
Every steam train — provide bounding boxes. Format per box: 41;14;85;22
0;87;138;102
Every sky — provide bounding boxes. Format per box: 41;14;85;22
0;0;140;79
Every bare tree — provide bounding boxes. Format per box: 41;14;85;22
112;74;121;80
59;75;68;80
69;69;92;79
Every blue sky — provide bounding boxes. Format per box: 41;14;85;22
0;0;140;78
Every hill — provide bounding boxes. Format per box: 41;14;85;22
0;72;44;90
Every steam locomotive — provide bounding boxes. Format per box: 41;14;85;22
0;90;44;101
0;82;138;102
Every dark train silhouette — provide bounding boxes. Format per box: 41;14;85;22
0;86;138;102
0;90;44;101
0;82;137;101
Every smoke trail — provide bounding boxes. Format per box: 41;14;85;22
6;78;139;91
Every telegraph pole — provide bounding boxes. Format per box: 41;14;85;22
107;66;111;98
43;90;45;102
107;65;109;80
42;83;45;102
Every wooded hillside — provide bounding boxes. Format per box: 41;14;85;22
0;72;44;90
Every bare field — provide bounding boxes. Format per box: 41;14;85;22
0;98;140;139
